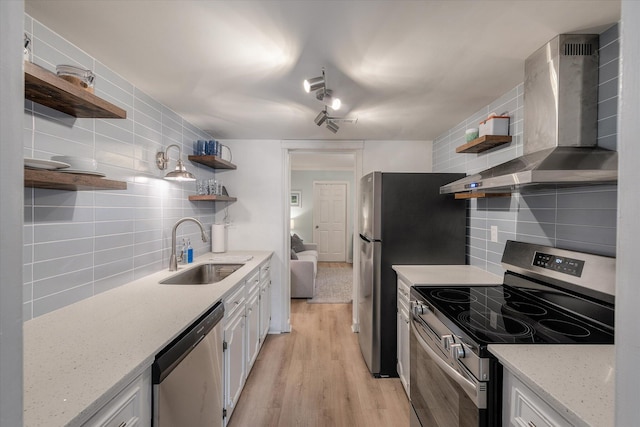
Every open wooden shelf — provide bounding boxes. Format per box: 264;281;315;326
24;61;127;119
188;155;236;170
455;135;512;154
188;195;237;202
454;192;511;199
25;168;127;191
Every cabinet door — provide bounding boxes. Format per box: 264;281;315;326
400;307;410;398
396;309;405;386
246;290;261;371
259;279;271;342
224;308;246;424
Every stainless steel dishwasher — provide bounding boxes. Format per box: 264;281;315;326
152;302;224;427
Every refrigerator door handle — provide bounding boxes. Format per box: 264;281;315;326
359;233;380;243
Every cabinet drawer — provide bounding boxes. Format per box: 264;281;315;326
83;369;150;427
259;260;271;281
245;269;260;294
397;293;409;314
397;277;411;303
224;284;246;319
504;371;572;427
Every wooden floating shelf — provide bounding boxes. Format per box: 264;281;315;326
24;61;127;119
454;192;511;199
188;195;237;202
25;168;127;191
188;155;236;170
456;135;512;154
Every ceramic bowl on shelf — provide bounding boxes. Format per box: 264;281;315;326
50;156;98;172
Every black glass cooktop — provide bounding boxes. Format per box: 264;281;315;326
413;284;615;346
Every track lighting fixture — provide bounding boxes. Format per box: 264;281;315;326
305;69;356;132
303;69;340;110
303;73;325;93
326;121;339;134
314;109;328;126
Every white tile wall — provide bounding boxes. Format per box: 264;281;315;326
433;24;619;275
23;15;222;320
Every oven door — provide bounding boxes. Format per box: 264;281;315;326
410;317;486;427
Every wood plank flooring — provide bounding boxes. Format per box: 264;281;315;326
228;301;410;427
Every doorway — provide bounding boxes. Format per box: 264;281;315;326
283;141;363;333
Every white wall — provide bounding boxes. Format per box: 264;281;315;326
616;2;640;424
362;140;432;174
216;140;285;331
0;1;24;425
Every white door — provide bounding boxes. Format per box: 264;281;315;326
313;182;347;262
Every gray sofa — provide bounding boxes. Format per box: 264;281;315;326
290;243;318;298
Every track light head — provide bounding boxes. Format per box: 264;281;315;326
304;75;325;93
314;110;328;126
326;121;339;133
316;89;341;110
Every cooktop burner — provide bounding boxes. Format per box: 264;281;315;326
413;283;614;346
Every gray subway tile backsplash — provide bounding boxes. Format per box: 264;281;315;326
23;15;218;320
433;24;619;272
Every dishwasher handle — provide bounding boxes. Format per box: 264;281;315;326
153;302;224;384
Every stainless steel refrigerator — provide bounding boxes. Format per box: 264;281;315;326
358;172;466;377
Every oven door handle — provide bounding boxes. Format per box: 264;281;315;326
411;321;482;408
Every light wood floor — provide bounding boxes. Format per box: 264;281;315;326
317;261;353;268
228;300;410;427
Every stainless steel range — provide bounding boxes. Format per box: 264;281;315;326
409;240;615;427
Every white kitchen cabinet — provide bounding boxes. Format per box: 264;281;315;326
396;276;411;398
82;368;151;427
246;286;261;371
259;258;272;342
223;303;246;425
503;369;572;427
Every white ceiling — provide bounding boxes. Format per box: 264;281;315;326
25;0;620;141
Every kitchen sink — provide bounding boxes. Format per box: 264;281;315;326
160;263;244;285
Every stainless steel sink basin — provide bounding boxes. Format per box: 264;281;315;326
160;263;244;285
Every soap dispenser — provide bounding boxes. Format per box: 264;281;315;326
187;239;193;263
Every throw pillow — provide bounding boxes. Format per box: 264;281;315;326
291;233;305;253
291;250;298;260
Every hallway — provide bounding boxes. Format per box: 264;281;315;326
228;301;410;427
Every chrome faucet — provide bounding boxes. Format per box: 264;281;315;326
169;217;208;271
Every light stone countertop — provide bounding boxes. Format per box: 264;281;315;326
489;344;615;427
392;264;503;286
23;250;272;427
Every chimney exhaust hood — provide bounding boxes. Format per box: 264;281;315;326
440;34;618;195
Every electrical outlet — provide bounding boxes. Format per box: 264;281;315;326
490;225;498;242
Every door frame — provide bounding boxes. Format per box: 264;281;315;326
312;180;349;263
281;141;363;333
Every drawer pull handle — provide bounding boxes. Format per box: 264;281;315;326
118;422;127;427
528;422;537;427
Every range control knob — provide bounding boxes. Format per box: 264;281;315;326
412;301;428;316
450;343;465;360
441;334;454;351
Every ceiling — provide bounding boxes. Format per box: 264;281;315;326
25;1;620;141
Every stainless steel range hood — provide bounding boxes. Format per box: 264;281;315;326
441;34;618;195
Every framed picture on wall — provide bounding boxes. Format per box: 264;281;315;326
290;191;301;206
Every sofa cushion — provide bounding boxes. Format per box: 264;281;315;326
291;249;298;260
296;252;318;276
291;233;306;253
